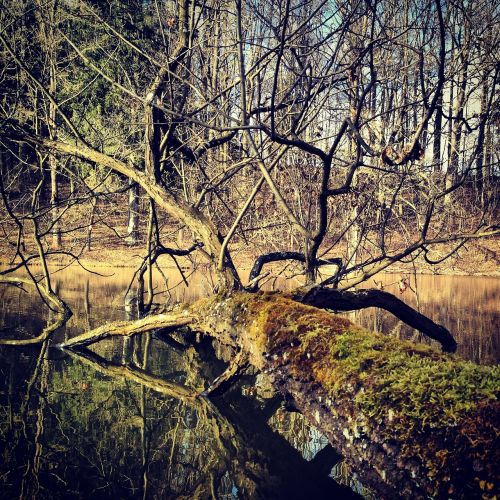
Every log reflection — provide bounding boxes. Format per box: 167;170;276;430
0;335;358;498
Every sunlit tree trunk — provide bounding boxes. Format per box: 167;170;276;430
59;291;496;498
36;0;61;249
475;73;489;208
126;179;140;245
444;26;469;207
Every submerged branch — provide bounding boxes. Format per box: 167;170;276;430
0;312;69;346
0;277;72;345
200;349;249;397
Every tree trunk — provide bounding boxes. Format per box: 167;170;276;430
49;154;61;249
475;73;490;209
86;196;96;251
201;292;498;499
432;92;443;171
445;40;469;208
46;0;61;250
62;290;499;498
125;179;140;245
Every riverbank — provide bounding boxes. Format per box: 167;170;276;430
0;238;500;277
2;237;498;279
0;212;499;279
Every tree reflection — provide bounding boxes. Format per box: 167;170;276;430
0;334;358;499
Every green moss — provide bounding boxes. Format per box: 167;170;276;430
217;293;499;440
365;352;495;421
295;317;499;437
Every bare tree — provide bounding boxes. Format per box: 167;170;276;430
0;0;499;494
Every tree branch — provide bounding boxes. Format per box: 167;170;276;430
248;252;342;290
299;287;457;352
58;310;196;349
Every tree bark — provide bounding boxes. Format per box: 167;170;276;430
58;310;194;349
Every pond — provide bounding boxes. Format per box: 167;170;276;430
0;267;498;499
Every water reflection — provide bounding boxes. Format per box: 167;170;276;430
0;266;360;498
0;266;498;498
0;334;357;499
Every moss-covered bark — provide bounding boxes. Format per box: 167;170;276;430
195;292;499;498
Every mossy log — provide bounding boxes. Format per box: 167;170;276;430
195;292;499;499
62;290;499;498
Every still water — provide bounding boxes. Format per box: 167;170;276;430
0;267;498;499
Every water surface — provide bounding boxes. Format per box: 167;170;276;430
0;267;498;498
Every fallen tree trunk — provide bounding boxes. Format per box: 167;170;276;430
62;290;499;498
195;292;499;498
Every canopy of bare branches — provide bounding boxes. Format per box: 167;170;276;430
0;0;498;296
